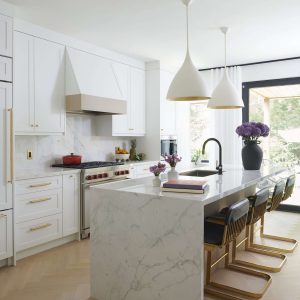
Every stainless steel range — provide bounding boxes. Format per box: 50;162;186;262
52;161;130;239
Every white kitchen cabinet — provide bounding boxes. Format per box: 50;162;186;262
160;70;177;136
0;209;13;260
62;173;80;236
15;213;63;251
0;14;12;58
14;32;65;135
112;67;145;136
0;56;12;82
0;82;13;211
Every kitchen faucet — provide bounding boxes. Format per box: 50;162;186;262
202;138;223;175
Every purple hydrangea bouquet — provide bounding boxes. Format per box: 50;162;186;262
149;162;166;187
236;122;270;144
162;153;182;168
236;121;270;170
149;162;166;177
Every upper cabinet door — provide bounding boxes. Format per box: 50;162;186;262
0;14;12;58
131;68;145;135
160;71;176;136
112;62;131;135
0;82;13;210
34;38;65;134
14;32;35;133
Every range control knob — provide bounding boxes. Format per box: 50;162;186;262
92;175;97;180
115;171;120;176
103;173;108;178
86;175;92;180
98;174;103;179
120;170;125;175
125;170;129;175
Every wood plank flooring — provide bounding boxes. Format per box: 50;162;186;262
0;211;299;300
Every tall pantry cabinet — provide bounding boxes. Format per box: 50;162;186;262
0;13;13;262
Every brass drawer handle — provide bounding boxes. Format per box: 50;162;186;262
7;108;13;183
29;182;52;188
29;223;51;231
129;128;134;131
29;197;51;204
0;214;7;218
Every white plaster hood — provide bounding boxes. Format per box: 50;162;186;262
65;47;126;115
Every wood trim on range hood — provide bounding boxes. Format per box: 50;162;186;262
66;94;127;115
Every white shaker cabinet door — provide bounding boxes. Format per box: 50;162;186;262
160;70;176;136
0;210;13;260
130;68;145;136
112;62;131;135
34;38;65;134
0;82;13;210
13;32;35;133
0;14;13;58
62;173;80;237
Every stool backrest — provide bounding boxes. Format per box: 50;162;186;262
223;199;249;244
269;180;286;211
248;188;269;225
282;174;296;201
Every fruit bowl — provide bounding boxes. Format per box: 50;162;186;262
115;154;130;161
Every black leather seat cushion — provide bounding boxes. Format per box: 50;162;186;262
204;221;225;246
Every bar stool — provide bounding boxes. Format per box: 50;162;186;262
252;177;298;253
204;199;272;299
232;188;287;272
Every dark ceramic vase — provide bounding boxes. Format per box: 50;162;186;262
241;141;263;170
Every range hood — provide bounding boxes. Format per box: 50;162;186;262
65;47;127;115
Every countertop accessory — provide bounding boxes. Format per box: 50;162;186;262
208;27;244;109
167;0;210;101
62;153;82;165
129;139;137;161
149;162;166;187
236;122;270;170
163;153;182;180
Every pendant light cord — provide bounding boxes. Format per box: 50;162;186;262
224;30;227;69
186;3;189;53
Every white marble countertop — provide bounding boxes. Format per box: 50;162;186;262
15;167;81;181
91;165;289;206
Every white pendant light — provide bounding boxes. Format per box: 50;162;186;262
167;0;210;101
208;27;244;109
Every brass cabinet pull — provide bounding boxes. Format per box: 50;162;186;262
7;108;13;183
30;223;51;231
129;128;134;130
35;124;39;127
0;214;7;218
29;182;52;188
29;197;51;204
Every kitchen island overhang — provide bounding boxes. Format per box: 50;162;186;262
89;166;288;300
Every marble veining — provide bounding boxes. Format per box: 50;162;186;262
90;189;204;300
15;114;132;173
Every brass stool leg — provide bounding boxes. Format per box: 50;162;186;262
204;243;272;299
232;224;287;273
251;215;298;253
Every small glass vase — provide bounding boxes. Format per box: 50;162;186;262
152;176;161;187
168;167;178;180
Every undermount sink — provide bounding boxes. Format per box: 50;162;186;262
180;169;219;177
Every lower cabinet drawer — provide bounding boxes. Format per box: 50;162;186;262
15;189;62;223
16;214;63;252
135;163;153;177
15;176;62;195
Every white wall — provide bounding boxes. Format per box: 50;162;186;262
15;115;132;172
242;59;300;82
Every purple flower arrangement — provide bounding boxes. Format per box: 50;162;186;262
236;122;270;143
149;162;166;176
162;153;182;168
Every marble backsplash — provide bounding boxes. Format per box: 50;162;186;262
15;114;133;172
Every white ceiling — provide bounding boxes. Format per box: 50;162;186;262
4;0;300;70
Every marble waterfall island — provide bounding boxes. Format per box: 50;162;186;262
89;167;286;300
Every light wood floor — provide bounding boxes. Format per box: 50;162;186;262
0;211;300;300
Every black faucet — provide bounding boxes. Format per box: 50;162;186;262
202;138;223;175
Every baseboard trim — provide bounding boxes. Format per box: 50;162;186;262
16;234;78;261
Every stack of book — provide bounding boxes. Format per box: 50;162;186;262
161;179;208;194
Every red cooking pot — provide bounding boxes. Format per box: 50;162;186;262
63;153;82;165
